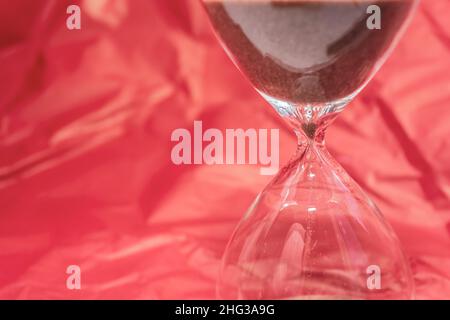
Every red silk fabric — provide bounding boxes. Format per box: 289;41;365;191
0;0;449;299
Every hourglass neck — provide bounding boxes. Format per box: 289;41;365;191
292;112;338;148
263;94;348;147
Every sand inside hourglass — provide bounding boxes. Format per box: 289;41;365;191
204;0;415;104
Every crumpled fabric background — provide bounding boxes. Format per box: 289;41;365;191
0;0;449;299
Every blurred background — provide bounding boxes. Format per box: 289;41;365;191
0;0;449;299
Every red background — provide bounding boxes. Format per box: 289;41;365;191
0;0;449;299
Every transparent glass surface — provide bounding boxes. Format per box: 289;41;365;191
203;0;419;299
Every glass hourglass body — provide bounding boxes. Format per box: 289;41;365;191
203;0;419;299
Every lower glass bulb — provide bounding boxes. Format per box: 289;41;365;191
217;138;414;300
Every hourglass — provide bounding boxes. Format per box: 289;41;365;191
203;0;419;299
